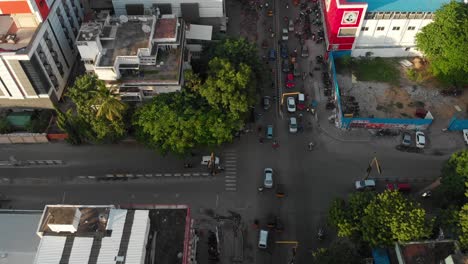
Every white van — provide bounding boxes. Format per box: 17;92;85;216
258;230;268;249
201;156;220;165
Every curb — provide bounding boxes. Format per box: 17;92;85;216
316;122;371;143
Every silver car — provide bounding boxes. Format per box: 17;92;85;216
289;117;297;133
264;168;273;188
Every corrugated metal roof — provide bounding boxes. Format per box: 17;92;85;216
125;210;150;264
186;24;212;40
33;236;66;264
0;213;42;264
97;209;127;264
68;237;93;264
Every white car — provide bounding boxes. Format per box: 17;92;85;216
355;179;376;190
415;131;426;148
282;28;288;41
287;97;296;112
289;117;297;133
463;129;468;145
264;168;273;188
288;19;294;32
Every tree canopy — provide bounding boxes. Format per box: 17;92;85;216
361;190;432;246
58;74;127;143
328;190;432;246
198;58;252;116
133;88;242;155
313;240;361;264
415;1;468;86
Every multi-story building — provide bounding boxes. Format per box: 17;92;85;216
76;11;187;101
321;0;461;57
83;0;227;32
32;204;194;264
0;0;84;108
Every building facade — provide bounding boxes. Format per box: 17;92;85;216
321;0;459;57
0;0;84;108
76;11;187;101
83;0;226;32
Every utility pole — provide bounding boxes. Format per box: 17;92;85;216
364;154;382;180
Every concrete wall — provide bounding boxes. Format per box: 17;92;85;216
0;133;49;144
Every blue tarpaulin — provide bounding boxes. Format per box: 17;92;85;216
372;248;390;264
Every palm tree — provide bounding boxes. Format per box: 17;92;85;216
92;86;127;122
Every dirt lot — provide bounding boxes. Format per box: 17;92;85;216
336;58;468;119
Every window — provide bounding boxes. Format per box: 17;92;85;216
361;27;369;31
392;26;400;31
338;27;357;37
376;27;385;31
408;26;416;30
365;12;375;19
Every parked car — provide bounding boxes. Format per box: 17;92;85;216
268;49;276;61
263;96;271;110
280;42;288;58
288;19;294;32
285;73;295;88
282;28;289;40
355;179;376;190
282;59;290;72
264;168;274;188
293;63;300;76
266;125;273;139
401;132;411;146
287;97;296;113
301;45;309;57
201;156;220;165
463;129;468;145
297;93;305;110
386;182;411;192
415;131;426;148
289;117;298;133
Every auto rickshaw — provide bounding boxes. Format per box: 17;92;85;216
267;10;273;16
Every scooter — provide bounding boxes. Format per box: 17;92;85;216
184;163;193;168
422;191;432;198
308;142;315;151
317;228;324;240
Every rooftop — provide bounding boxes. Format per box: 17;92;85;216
400;241;456;264
345;0;457;12
33;205;189;264
98;19;154;67
0;211;42;264
0;15;38;53
154;17;177;40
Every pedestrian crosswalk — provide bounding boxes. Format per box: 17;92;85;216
223;150;238;192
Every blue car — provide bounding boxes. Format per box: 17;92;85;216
269;49;276;61
280;42;288;58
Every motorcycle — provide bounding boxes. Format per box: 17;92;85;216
317;228;324;240
422;191;432;198
184;163;193;168
308;142;314;151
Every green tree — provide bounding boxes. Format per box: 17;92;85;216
415;1;468;86
64;74;127;143
0;117;13;134
55;108;86;145
459;183;468;250
362;190;432;246
328;191;375;238
438;150;468;207
199;58;252;116
312;239;361;264
92;86;127;122
133;90;241;155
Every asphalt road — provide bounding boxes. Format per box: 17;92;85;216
0;4;449;264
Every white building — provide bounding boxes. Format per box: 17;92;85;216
31;204;193;264
84;0;226;32
76;11;187;101
322;0;462;57
0;0;84;108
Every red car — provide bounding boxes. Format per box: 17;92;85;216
285;74;295;88
386;183;411;192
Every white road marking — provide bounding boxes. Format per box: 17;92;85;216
174;173;181;177
202;173;209;176
164;173;172;177
225;160;236;163
225;179;237;183
192;173;200;176
225;183;237;187
225;175;237;179
155;174;162;177
183;173;191;176
225;188;237;191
